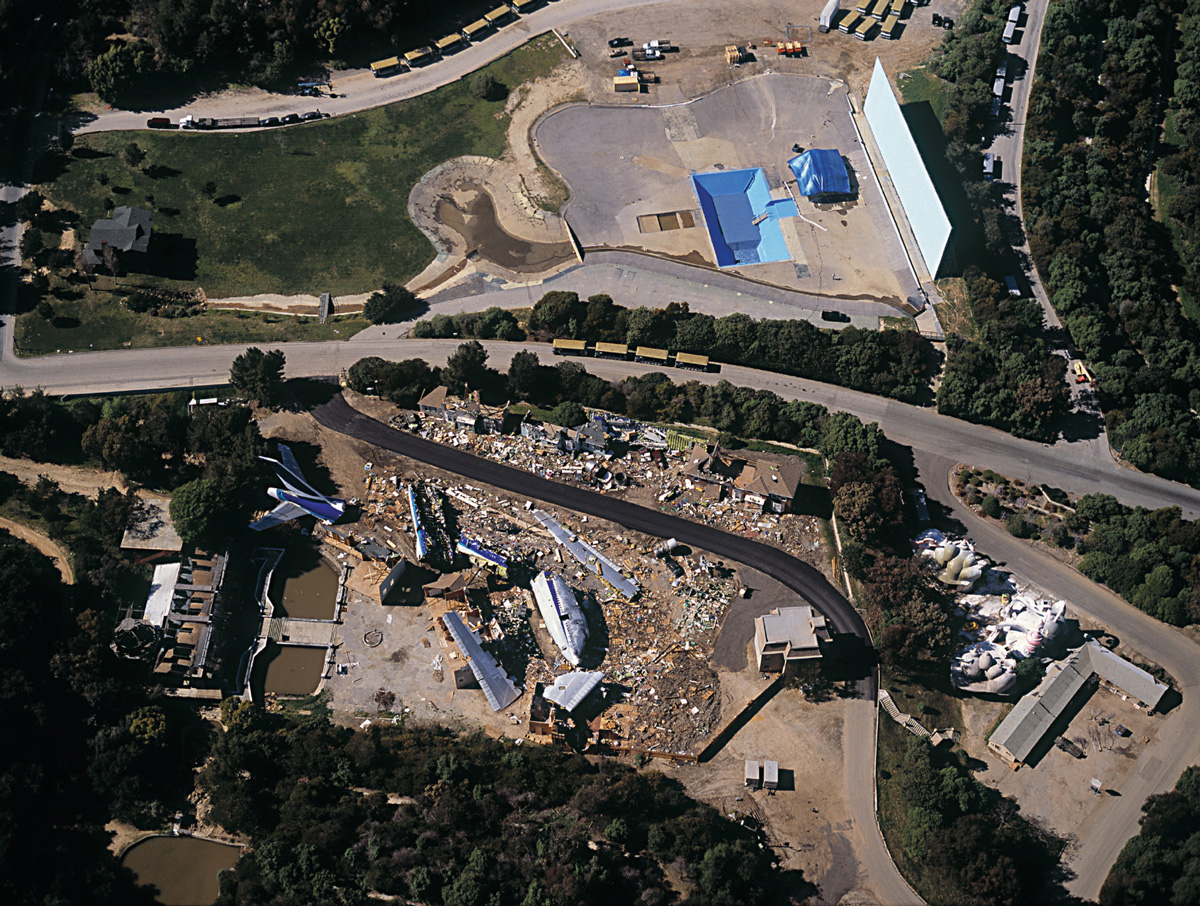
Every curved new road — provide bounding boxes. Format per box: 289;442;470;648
312;393;921;906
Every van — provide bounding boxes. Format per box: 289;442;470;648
146;117;174;129
1005;275;1021;297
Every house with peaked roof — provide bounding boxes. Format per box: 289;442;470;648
418;387;508;435
732;457;805;514
83;205;153;267
685;442;805;513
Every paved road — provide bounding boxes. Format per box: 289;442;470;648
314;393;922;905
987;0;1061;330
916;450;1200;901
69;0;671;135
5;337;1198;519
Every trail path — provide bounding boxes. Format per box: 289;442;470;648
0;515;74;584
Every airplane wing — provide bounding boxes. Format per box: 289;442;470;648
249;501;309;531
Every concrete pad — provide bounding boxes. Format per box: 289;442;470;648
536;72;920;308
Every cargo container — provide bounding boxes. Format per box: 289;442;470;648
881;12;901;37
853;16;875;38
484;5;512;25
613;74;640;92
819;0;840;32
435;33;463;53
839;11;863;32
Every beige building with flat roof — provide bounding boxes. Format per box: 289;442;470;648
754;605;829;672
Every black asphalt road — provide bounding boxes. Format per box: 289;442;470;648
314;394;874;681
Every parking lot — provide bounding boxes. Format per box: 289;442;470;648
536;73;918;305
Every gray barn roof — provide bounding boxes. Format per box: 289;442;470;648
989;640;1168;763
84;206;152;265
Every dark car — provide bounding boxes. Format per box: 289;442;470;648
608;37;631;47
259;116;280;127
300;110;322;121
821;310;851;323
280;113;301;124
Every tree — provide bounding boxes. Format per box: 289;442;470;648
230;347;286;406
507;350;546;401
87;40;156;103
123;142;145;170
550;400;586;428
16;190;43;223
19;228;45;262
363;283;421;324
469;72;505;101
980;495;1003;518
35;300;54;320
443;341;490;394
202;180;217;200
168;478;224;543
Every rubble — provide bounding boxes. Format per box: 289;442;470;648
325;405;832;754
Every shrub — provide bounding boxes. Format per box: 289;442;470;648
980;495;1003;518
1005;512;1032;538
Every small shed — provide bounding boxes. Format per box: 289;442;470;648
763;760;779;791
745;760;761;789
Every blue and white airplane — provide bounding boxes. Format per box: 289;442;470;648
250;443;347;531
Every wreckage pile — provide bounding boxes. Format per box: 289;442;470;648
339;456;743;755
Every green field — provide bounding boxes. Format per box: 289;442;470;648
16;296;368;355
39;35;567;299
898;68;951;125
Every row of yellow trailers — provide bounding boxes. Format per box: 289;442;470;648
839;0;906;39
552;339;712;371
370;1;537;77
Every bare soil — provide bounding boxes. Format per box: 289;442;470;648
0;515;74;584
436;185;576;273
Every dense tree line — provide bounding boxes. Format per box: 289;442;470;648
347;344;894;462
412;306;524;341
509;292;934;403
0;489;194;903
1101;764;1200;904
1071;494;1200;626
25;0;499;104
1024;0;1200;486
1158;1;1200;317
936;268;1068;440
206;705;786;906
928;0;1013;257
879;734;1063;906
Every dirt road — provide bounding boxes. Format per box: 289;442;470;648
0;515;74;584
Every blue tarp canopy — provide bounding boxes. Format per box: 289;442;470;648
788;149;851;196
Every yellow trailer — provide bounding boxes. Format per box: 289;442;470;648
404;46;434;65
370;56;402;77
435;33;463;53
485;5;512;24
462;19;490;41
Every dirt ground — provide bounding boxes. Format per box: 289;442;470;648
0;453;129;499
266;397;860;902
0;515;74;584
957;683;1168;847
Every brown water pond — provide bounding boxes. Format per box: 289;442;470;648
270;548;338;620
123;835;240;906
252;643;326;697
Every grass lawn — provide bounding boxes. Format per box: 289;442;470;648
16;286;369;355
898;67;951;126
37;35;567;300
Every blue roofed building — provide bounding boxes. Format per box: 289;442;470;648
789;149;852;197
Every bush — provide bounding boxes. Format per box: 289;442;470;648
469;72;507;101
549;400;586;428
1005;512;1032;538
980;495;1003;518
363;283;422;324
1051;524;1074;548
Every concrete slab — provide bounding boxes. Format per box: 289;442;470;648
536;73;920;309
